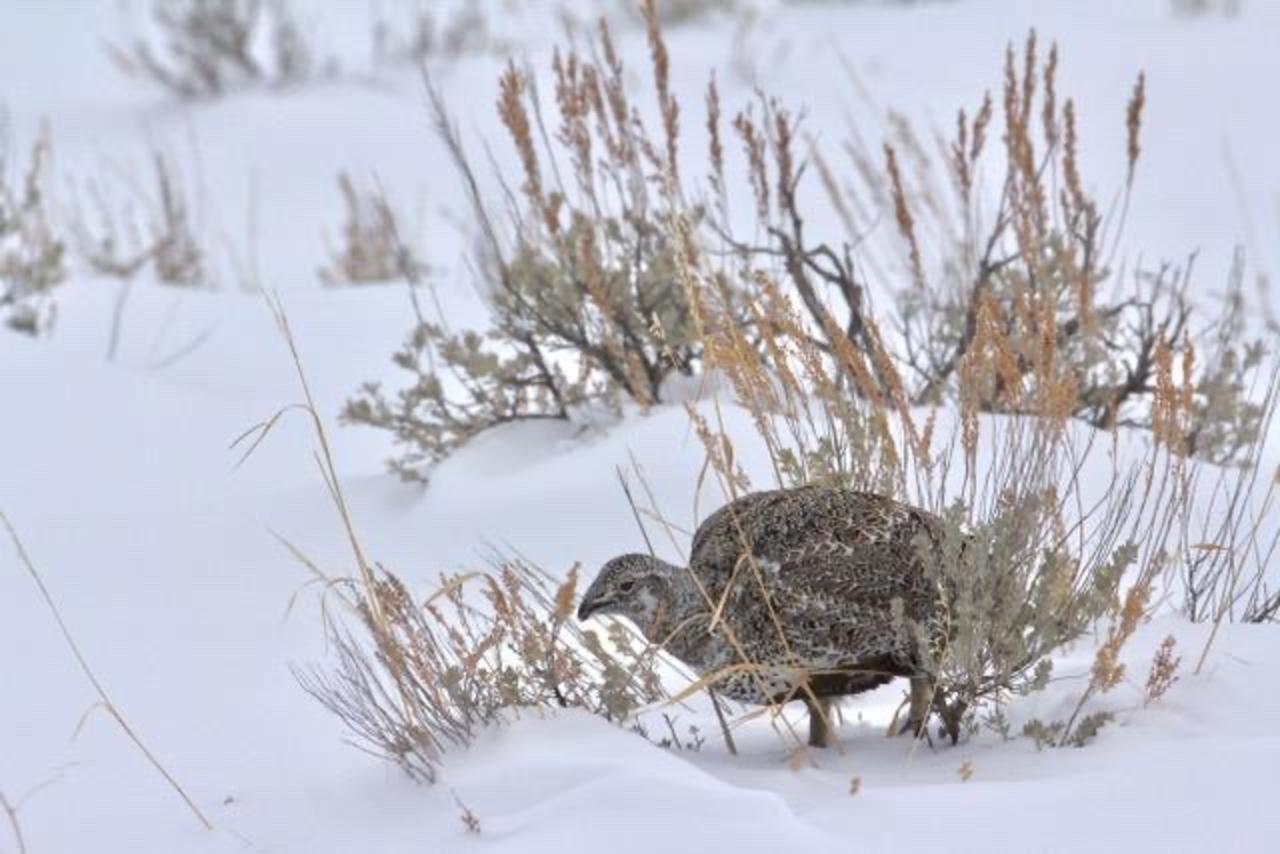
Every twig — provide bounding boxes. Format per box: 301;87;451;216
708;689;738;756
0;512;212;831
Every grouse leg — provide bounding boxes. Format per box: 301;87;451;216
898;674;934;738
806;695;834;748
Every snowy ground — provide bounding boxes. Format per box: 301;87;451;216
2;1;1278;852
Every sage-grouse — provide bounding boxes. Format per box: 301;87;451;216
578;486;947;748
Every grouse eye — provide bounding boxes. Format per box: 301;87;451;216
618;580;637;594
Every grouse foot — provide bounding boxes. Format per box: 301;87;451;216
806;696;835;748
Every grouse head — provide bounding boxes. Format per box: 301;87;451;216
577;553;682;632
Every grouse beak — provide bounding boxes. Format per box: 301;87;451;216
577;596;612;622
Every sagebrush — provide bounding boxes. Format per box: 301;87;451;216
315;3;1277;776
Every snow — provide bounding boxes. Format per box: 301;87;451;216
2;1;1278;852
441;619;1280;854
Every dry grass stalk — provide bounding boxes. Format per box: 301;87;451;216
642;0;682;189
884;143;926;291
0;512;211;830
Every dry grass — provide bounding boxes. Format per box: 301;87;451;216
247;295;674;782
318;172;421;286
1;126;65;335
290;557;672;781
68;148;208;288
1179;369;1280;632
0;512;211;830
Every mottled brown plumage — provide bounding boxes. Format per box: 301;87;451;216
578;486;947;747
